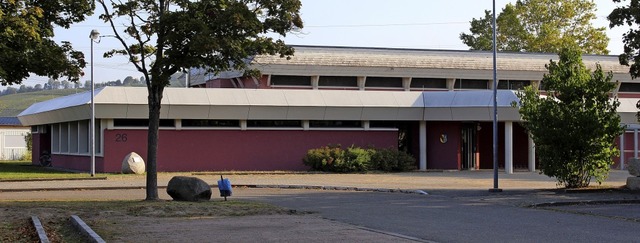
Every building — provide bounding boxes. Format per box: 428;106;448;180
17;46;640;172
0;117;30;161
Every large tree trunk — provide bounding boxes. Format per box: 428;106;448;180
145;84;163;200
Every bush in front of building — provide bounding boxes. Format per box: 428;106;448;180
303;145;415;172
370;148;416;172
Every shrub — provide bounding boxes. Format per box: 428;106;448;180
303;145;344;171
371;148;416;172
303;145;415;172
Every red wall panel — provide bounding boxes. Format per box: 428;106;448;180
96;129;397;172
427;121;461;170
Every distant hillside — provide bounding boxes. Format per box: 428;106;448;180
0;89;85;117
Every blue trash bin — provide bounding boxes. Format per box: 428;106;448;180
217;175;232;201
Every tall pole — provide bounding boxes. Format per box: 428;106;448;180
89;29;100;177
490;0;502;192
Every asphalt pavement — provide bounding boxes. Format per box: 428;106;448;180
2;170;640;242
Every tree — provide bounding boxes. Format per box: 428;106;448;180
97;0;303;200
460;0;609;54
609;0;640;78
0;1;92;85
516;47;623;188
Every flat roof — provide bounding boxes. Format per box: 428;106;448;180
18;87;528;125
197;45;632;85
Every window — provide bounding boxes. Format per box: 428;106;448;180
365;77;403;88
456;79;488;90
51;123;59;153
114;119;175;127
410;78;447;89
270;75;311;86
247;120;302;128
60;122;69;153
50;120;100;155
310;120;362;128
369;121;399;128
619;82;640;92
498;80;531;90
79;120;88;153
318;76;357;87
182;119;239;127
69;121;78;153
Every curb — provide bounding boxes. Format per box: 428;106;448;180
0;184;430;195
70;215;105;243
31;216;49;243
0;177;108;183
527;199;640;208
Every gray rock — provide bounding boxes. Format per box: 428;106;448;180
627;177;640;190
166;176;212;201
121;152;145;174
628;158;640;177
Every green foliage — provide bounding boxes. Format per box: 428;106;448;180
0;1;92;85
516;47;623;188
609;0;640;79
303;145;415;173
461;0;609;54
96;0;303;200
24;133;32;151
370;148;417;172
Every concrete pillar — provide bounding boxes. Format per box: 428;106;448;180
621;132;625;170
402;77;412;91
635;129;638;158
446;78;456;91
505;121;513;174
419;121;427;171
528;135;536;172
311;76;319;90
357;76;366;91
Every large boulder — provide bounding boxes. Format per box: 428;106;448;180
121;152;146;174
166;176;212;201
628;158;640;177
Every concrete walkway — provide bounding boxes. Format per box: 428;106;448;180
1;170;637;206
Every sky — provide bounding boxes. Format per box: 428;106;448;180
5;0;630;90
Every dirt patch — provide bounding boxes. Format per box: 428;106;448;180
0;200;415;242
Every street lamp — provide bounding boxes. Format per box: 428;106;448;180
89;29;100;177
490;0;502;192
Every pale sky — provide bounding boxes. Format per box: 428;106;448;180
6;0;630;89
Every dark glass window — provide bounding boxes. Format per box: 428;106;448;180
270;75;311;86
410;78;447;89
498;80;531;90
247;120;302;127
619;82;640;92
182;119;239;127
456;79;488;89
318;76;358;87
309;120;362;128
369;121;398;128
365;77;403;88
114;119;175;127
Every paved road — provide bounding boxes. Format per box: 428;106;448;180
3;171;640;242
238;188;640;243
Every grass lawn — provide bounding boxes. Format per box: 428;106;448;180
0;200;289;242
0;160;102;180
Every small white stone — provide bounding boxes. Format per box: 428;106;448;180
121;152;145;174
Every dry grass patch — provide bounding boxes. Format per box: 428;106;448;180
0;200;291;242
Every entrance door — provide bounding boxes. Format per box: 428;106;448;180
461;123;477;170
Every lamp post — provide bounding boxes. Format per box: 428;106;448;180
490;0;502;192
89;29;100;177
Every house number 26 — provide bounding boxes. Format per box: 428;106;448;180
116;134;128;142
